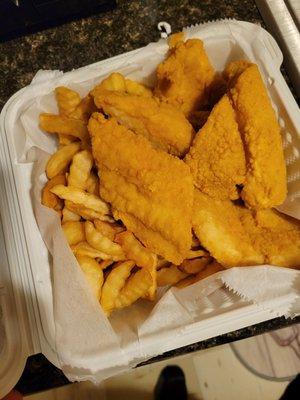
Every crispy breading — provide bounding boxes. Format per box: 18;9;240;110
154;35;216;117
223;60;252;83
225;61;287;209
185;95;246;199
192;190;263;267
88;113;193;264
239;208;300;267
94;72;152;97
92;89;194;157
193;190;300;268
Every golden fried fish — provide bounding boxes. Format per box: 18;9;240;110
224;61;287;209
154;34;216;117
193;190;300;268
92;89;194;157
88;113;193;264
185;95;246;199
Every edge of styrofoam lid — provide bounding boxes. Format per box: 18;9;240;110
0;216;29;398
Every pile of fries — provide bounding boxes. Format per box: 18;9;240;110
41;84;223;315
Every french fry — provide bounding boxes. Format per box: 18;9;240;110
176;261;225;288
98;72;126;92
157;265;188;287
42;174;66;210
46;142;81;179
65;200;112;221
50;185;110;214
85;221;125;259
95;72;152;97
186;249;209;259
115;268;152;309
71;241;115;260
68;150;94;190
76;255;104;300
39;113;88;140
70;94;97;122
100;260;135;314
191;235;200;248
62;207;81;222
142;263;157;301
179;257;212;274
157;257;171;270
55;86;81;116
114;230;157;300
86;172;99;195
195;261;225;279
98;260;114;270
94;219;124;241
58;133;77;146
174;274;199;289
115;231;157;269
62;221;85;245
124;79;152;97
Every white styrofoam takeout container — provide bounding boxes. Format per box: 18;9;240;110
0;19;299;397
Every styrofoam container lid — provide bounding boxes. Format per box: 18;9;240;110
0;19;299;397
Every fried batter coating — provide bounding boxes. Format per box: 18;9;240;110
240;208;300;267
185;95;246;199
225;61;287;209
88;113;193;264
193;190;300;268
92;89;194;157
154;34;216;117
94;72;152;97
192;190;263;267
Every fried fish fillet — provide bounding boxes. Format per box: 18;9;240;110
88;113;193;264
92;88;194;157
192;190;263;267
239;208;300;268
224;61;287;209
93;72;152;97
185;95;246;199
154;34;216;117
192;190;300;267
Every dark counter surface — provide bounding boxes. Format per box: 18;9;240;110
1;0;299;395
0;0;263;110
16;317;300;396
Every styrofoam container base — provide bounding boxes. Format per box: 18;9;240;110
0;19;299;397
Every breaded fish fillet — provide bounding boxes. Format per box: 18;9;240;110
88;113;193;264
93;72;152;97
239;208;300;268
92;89;194;157
192;190;263;267
224;61;287;209
185;95;246;199
193;190;300;268
154;34;216;117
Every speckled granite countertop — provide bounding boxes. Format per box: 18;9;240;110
1;0;299;395
0;0;264;110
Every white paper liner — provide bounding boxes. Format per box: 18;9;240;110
16;20;300;382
